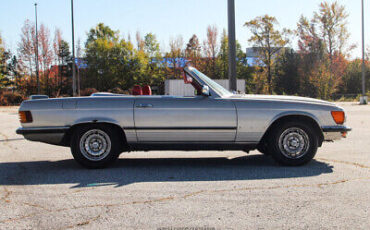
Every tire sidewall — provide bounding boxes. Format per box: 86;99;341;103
269;121;318;166
71;124;120;168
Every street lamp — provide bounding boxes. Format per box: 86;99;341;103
71;0;77;96
34;3;40;95
361;0;368;104
228;0;237;92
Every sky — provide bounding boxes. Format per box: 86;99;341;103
0;0;369;58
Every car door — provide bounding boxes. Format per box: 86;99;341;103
133;96;237;142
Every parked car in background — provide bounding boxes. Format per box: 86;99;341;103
16;66;351;168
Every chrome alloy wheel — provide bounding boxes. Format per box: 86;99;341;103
278;127;310;159
79;129;112;161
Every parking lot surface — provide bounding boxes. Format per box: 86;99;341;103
0;102;369;229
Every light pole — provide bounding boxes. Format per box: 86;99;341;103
34;3;40;95
361;0;368;104
228;0;237;92
71;0;77;96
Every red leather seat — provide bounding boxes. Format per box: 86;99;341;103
132;85;142;95
142;85;152;95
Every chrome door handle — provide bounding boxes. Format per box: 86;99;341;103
136;103;153;108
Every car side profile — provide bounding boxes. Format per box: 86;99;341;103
16;66;351;168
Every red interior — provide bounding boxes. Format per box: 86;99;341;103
132;85;143;95
142;85;152;95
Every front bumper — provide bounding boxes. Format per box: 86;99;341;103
322;126;352;141
16;126;69;145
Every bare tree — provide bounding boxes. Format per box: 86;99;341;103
53;28;63;90
38;24;54;94
18;20;36;80
203;25;218;78
314;1;350;59
168;35;184;78
136;31;145;51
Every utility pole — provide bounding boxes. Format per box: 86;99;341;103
361;0;368;104
228;0;237;92
34;3;40;95
71;0;77;96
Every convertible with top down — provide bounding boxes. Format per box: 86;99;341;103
16;66;351;168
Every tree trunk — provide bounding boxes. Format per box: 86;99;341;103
267;54;272;94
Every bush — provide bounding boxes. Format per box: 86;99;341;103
80;88;98;96
0;91;25;106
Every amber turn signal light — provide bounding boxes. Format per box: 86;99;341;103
331;111;345;125
19;111;33;123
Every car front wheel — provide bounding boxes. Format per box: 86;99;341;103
269;121;318;166
70;125;121;168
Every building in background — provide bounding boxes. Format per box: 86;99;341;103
246;47;287;66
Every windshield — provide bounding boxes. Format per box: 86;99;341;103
191;69;232;97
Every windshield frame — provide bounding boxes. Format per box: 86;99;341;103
185;67;233;98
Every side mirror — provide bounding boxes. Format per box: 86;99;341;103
201;85;210;97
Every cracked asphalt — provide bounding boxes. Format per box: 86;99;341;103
0;102;369;229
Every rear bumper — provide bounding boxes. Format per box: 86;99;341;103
322;126;352;141
16;127;69;145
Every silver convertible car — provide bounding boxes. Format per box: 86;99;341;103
16;67;351;168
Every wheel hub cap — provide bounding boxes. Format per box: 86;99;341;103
79;129;111;161
279;127;310;159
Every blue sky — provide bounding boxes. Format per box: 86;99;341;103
0;0;368;58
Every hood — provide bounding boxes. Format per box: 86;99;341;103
229;94;335;106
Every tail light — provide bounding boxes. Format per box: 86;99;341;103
331;111;345;125
19;111;33;123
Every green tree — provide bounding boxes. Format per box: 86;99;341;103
244;15;291;94
144;33;160;58
274;49;300;95
85;24;147;91
0;34;12;89
56;40;71;94
58;40;71;64
185;34;201;68
339;59;370;95
142;33;165;88
217;29;254;92
86;23;118;46
218;29;228;79
8;55;21;88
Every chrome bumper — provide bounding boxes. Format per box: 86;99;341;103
322;126;352;141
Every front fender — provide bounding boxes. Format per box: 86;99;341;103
268;111;322;129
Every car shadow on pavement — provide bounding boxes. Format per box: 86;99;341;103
0;155;333;188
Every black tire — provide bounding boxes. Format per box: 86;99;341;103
268;121;318;166
70;124;121;169
257;142;272;156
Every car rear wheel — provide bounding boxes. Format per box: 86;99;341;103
269;121;318;166
71;125;121;168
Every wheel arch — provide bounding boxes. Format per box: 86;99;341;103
61;121;127;150
260;113;324;147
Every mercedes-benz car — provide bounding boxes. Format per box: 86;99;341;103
16;66;351;168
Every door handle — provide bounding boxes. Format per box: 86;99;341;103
136;103;153;108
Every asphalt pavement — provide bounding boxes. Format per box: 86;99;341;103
0;102;369;229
